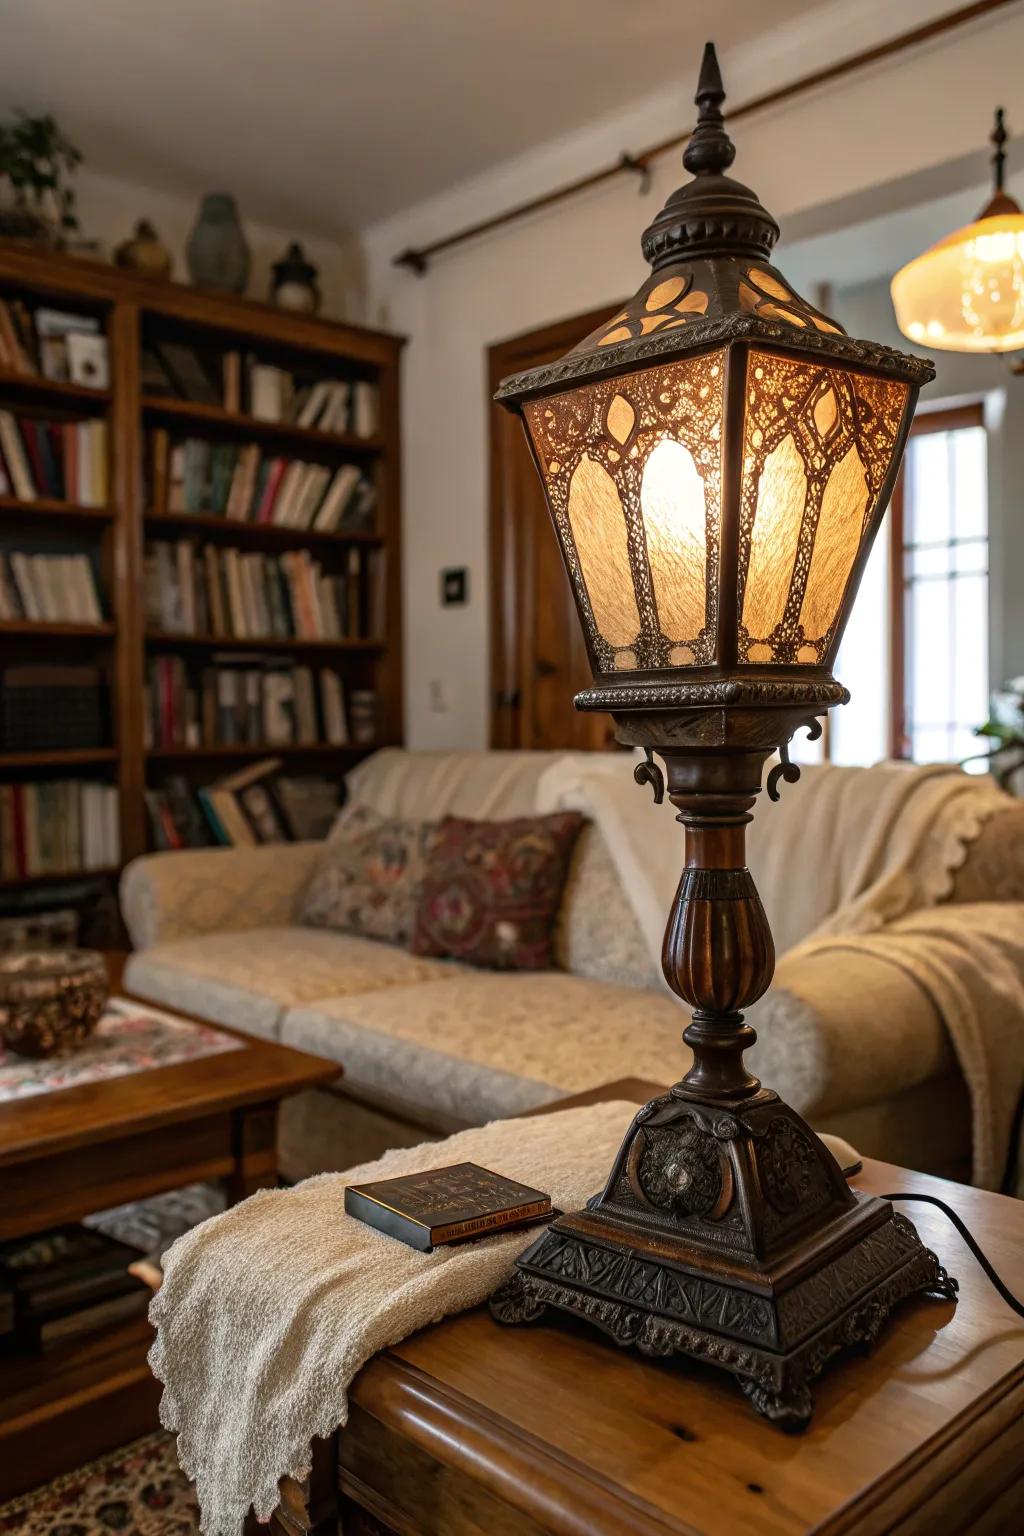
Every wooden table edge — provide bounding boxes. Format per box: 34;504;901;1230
0;958;342;1164
342;1351;700;1536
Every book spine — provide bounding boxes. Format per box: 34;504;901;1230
430;1200;552;1246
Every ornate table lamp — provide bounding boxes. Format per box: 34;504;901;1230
490;43;956;1427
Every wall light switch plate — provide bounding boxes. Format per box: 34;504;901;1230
441;567;468;606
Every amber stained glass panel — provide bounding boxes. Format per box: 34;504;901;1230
524;350;726;673
737;349;909;664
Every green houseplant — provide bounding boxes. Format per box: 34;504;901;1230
0;112;81;245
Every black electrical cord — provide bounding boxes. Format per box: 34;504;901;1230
883;1193;1024;1319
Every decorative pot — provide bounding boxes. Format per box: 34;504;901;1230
116;218;172;278
270;241;321;313
0;948;107;1058
0;203;57;246
186;193;251;294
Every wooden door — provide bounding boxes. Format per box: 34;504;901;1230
489;306;618;749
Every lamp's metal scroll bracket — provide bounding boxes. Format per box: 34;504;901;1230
634;747;665;804
766;717;822;802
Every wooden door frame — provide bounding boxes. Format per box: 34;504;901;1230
487;304;617;747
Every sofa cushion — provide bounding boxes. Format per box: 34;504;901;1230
555;823;659;990
299;806;435;945
410;812;584;970
280;971;683;1123
124;926;461;1042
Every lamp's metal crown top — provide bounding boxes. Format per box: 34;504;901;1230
494;44;935;410
641;42;780;268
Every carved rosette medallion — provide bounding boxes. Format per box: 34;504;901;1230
627;1122;734;1219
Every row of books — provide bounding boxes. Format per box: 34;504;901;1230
144;541;385;641
0;1225;152;1357
145;656;376;750
0;553;104;624
142;341;379;436
0;780;120;879
0;413;109;505
151;432;376;532
146;762;340;851
0;301;109;388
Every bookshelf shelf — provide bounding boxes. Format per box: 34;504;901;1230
0;495;115;526
0;620;115;639
0;370;111;411
141;396;384;456
0;241;403;890
146;741;379;761
146;630;384;653
0;865;120;891
0;748;117;769
144;508;381;548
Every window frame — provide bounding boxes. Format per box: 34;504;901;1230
888;401;987;761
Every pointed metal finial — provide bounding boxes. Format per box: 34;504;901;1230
696;41;725;116
683;42;736;178
640;39;778;267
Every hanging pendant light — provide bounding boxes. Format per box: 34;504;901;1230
892;108;1024;354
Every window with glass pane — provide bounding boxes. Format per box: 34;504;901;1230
897;410;988;770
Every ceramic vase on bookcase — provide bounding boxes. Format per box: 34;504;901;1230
186;194;251;295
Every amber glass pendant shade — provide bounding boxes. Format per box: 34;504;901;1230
892;108;1024;355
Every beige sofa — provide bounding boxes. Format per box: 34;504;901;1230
120;750;1024;1183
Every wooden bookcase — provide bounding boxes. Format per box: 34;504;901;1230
0;242;404;907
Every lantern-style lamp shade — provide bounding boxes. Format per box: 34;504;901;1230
499;51;930;712
892;108;1024;355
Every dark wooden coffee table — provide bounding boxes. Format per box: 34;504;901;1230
263;1079;1024;1536
0;954;339;1501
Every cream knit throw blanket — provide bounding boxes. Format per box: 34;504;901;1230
149;1100;640;1536
537;757;1024;1187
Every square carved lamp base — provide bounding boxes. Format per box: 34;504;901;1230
490;1090;955;1428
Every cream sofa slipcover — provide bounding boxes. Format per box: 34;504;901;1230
121;750;1024;1182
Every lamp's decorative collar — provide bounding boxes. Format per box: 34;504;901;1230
641;42;779;268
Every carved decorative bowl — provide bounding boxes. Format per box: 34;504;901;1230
0;949;107;1058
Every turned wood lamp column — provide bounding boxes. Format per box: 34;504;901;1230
661;753;774;1103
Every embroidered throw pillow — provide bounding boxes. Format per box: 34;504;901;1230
299;805;435;945
410;812;584;970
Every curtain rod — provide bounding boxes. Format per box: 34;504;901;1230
393;0;1019;274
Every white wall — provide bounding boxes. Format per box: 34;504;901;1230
361;0;1024;748
73;165;366;321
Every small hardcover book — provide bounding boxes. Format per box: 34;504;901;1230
345;1162;554;1252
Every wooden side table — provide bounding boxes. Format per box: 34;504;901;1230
264;1080;1024;1536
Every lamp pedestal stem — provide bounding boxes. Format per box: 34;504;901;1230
491;748;956;1427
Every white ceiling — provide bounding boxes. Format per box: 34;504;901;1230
0;0;829;235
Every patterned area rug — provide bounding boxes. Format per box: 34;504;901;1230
0;1433;196;1535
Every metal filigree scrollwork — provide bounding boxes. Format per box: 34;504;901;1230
493;310;934;407
758;1118;825;1214
767;741;800;802
633;748;665;804
767;717;823;801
